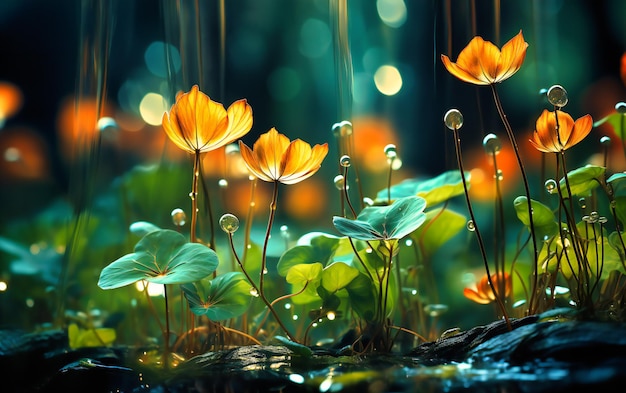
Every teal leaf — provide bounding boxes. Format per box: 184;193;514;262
182;272;251;321
98;229;218;289
375;171;468;206
274;336;313;357
129;221;161;237
345;273;377;321
558;165;605;197
333;196;427;241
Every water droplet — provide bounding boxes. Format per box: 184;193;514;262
219;213;240;233
339;155;351;167
547;85;568;107
615;102;626;114
391;158;402;170
284;303;292;310
384;144;397;159
600;136;612;146
362;197;374;206
424;304;448;317
538;88;548;96
444;109;463;130
482;133;501;154
333;174;345;190
249;287;259;297
598;216;608;224
171;208;187;226
578;197;587;209
544;179;557;194
332;120;353;137
405;239;413;247
280;225;290;239
97;117;118;141
466;220;476;231
218;178;228;188
248;174;256;181
590;211;599;221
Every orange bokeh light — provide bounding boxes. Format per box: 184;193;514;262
466;143;521;201
348;116;399;173
0;81;23;122
0;127;50;181
56;96;113;159
283;178;328;222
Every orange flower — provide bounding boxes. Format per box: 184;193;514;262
463;272;511;304
162;85;252;154
441;30;528;85
529;109;593;153
239;128;328;185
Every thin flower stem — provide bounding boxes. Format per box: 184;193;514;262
490;152;507;297
490;84;539;314
226;230;297;342
342;165;358;218
452;127;511;329
387;157;394;204
190;151;201;244
163;284;171;368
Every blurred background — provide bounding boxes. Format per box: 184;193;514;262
0;0;625;332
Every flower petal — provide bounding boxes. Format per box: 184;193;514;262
564;114;593;149
239;140;273;182
495;30;528;82
441;54;488;85
463;288;492;304
225;99;253;141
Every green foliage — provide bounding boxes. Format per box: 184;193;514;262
558;165;605;198
181;272;251;321
333;196;427;241
374;171;469;206
98;229;218;289
514;196;559;241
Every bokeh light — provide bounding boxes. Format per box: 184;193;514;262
376;0;407;28
374;65;403;96
139;92;168;126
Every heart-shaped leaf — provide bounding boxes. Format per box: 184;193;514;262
333;196;427;241
98;229;218;289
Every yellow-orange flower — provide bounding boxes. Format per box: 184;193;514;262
239;128;328;185
529;109;593;153
162;85;252;154
441;30;528;85
463;273;511;305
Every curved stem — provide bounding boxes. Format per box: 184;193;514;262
452;127;511;329
490;84;539;314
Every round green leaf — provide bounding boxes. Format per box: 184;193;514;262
182;272;251;321
558;165;605;197
321;262;359;293
98;229;218;289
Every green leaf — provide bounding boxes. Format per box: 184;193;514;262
594;112;626;140
333;196;427;241
273;336;313;357
558;165;605;197
345;273;377;321
68;324;116;349
182;272;251;321
410;208;466;259
513;196;559;241
321;262;359;293
375;171;468;206
98;229;218;289
277;233;340;276
285;263;323;287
